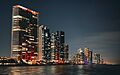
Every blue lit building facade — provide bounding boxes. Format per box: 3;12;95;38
84;48;93;64
84;48;89;64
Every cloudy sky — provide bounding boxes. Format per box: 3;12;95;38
0;0;120;64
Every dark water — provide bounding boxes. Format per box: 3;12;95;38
0;65;120;75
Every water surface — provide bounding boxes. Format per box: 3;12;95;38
0;65;120;75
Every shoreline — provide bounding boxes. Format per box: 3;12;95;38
0;64;117;67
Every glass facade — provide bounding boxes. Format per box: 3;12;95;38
38;25;51;62
51;33;56;62
50;31;65;63
11;5;39;61
11;5;68;64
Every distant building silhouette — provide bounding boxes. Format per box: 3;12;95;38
94;53;100;64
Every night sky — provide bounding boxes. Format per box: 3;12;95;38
0;0;120;64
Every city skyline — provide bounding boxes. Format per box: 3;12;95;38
0;0;120;64
11;5;69;64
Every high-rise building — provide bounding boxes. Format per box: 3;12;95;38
84;48;93;64
64;44;69;63
88;51;92;64
56;31;65;63
79;48;84;64
38;25;51;63
84;48;89;64
50;31;65;64
94;53;100;64
51;32;57;62
11;5;39;61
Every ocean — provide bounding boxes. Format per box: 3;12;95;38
0;64;120;75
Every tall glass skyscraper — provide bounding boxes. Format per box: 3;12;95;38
59;31;65;62
38;25;51;62
50;31;65;63
11;5;39;61
51;32;56;62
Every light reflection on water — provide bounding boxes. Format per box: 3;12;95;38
9;65;90;75
0;65;119;75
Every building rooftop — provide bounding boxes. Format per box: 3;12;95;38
13;5;39;15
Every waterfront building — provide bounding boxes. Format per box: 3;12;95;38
11;5;39;61
0;57;18;65
71;48;84;64
79;48;84;64
84;48;93;64
56;31;65;63
38;25;51;63
50;32;57;63
50;31;65;64
64;44;69;63
74;53;80;64
88;50;92;64
84;48;89;64
94;53;100;64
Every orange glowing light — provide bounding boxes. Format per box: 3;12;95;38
14;5;39;15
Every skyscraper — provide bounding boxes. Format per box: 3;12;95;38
64;44;69;63
51;32;57;63
11;5;39;61
88;51;92;64
79;48;84;64
84;48;93;64
38;25;51;63
94;53;100;64
50;31;65;64
84;48;89;64
56;31;65;63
